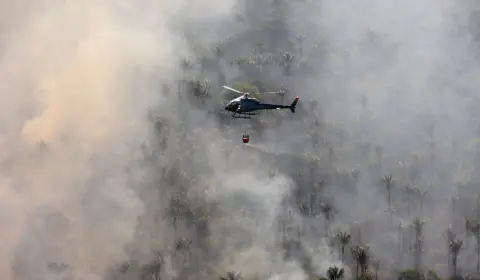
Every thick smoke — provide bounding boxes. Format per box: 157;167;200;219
0;0;233;279
3;0;480;279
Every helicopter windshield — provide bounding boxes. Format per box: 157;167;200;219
225;100;240;111
242;93;258;101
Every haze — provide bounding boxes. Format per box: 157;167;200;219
1;0;480;279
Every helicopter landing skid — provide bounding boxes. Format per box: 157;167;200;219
231;112;256;119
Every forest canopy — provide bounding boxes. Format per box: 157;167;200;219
3;0;480;280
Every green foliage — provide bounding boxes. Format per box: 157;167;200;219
335;230;351;262
426;270;441;280
352;245;370;269
187;79;212;99
358;274;373;280
326;266;344;280
398;269;426;280
398;269;444;280
219;271;242;280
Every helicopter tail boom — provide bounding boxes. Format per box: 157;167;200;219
290;96;299;113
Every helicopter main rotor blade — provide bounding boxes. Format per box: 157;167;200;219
223;85;245;94
258;90;287;95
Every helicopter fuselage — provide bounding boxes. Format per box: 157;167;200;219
224;96;290;113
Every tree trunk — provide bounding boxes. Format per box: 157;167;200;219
414;236;420;271
361;264;367;277
387;191;391;209
309;194;316;215
477;200;480;274
398;229;404;262
420;199;424;216
447;244;451;277
324;219;329;237
452;255;457;278
477;236;480;274
407;196;411;219
285;64;291;76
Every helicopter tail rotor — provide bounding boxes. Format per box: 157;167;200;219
290;96;299;113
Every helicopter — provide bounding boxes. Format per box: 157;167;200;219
223;85;299;119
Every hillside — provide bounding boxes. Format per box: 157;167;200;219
2;0;480;280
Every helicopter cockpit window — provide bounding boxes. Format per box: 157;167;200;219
231;102;240;110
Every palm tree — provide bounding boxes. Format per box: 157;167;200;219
451;196;458;224
178;57;195;110
327;234;338;255
448;237;463;278
187;201;220;256
164;195;184;231
351;245;370;278
230;57;247;69
467;222;480;274
320;202;334;236
415;185;431;216
465;217;473;248
474;194;480;274
174;238;192;269
180;57;195;72
279;51;295;76
336;230;351;263
294;35;307;58
219;271;242;280
445;227;456;275
472;194;480;274
411;217;425;271
326;266;344;280
141;251;164;280
385;206;397;226
212;44;225;60
197;54;210;75
397;221;407;263
372;260;380;280
382;175;395;209
308;180;325;216
328;147;336;172
403;183;417;219
191;79;211;99
180;57;195;83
